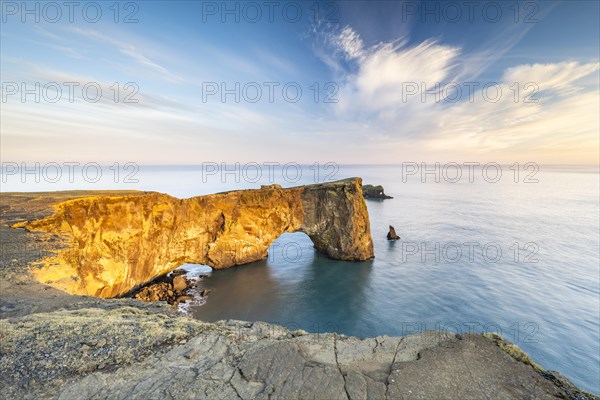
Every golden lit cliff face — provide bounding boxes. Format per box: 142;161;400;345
19;178;374;298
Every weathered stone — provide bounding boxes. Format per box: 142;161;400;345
387;225;400;240
362;184;393;199
16;178;374;298
1;311;589;400
172;276;187;292
260;184;282;189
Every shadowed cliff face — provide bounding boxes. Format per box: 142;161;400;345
17;178;374;298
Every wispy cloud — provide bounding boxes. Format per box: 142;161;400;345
312;25;600;163
119;45;172;76
335;26;366;61
503;62;600;96
68;27;182;82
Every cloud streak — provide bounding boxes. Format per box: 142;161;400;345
68;27;182;82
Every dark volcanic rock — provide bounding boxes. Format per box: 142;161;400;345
133;273;192;305
387;225;400;240
362;184;393;199
171;269;187;276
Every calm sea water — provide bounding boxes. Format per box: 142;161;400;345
2;164;599;393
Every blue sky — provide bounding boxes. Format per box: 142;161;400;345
1;0;599;164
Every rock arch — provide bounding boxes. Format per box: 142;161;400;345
19;178;374;298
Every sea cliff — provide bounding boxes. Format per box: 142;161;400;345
1;189;597;399
13;178;373;298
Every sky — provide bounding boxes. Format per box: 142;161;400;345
1;0;599;165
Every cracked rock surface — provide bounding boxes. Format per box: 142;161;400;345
1;307;596;400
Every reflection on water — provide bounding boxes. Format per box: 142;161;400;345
190;232;373;333
189;256;283;323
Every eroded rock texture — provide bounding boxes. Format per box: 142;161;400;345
16;178;373;298
2;309;585;400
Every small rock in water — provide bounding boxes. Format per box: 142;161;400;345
363;184;393;199
200;289;211;297
177;295;193;303
387;225;400;240
172;269;188;276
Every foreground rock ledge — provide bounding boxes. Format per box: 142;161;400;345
12;178;374;298
0;307;596;400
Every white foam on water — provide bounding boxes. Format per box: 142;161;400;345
175;264;213;314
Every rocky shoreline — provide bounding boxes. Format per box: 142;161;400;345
131;269;201;305
1;192;598;399
2;302;597;400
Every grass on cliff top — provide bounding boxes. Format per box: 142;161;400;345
482;333;543;372
0;306;208;393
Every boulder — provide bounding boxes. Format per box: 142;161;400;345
176;295;193;303
172;276;187;292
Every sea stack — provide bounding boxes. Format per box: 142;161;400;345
387;225;400;240
362;184;393;199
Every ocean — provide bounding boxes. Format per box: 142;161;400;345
2;163;599;394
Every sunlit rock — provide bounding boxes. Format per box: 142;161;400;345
17;178;374;298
